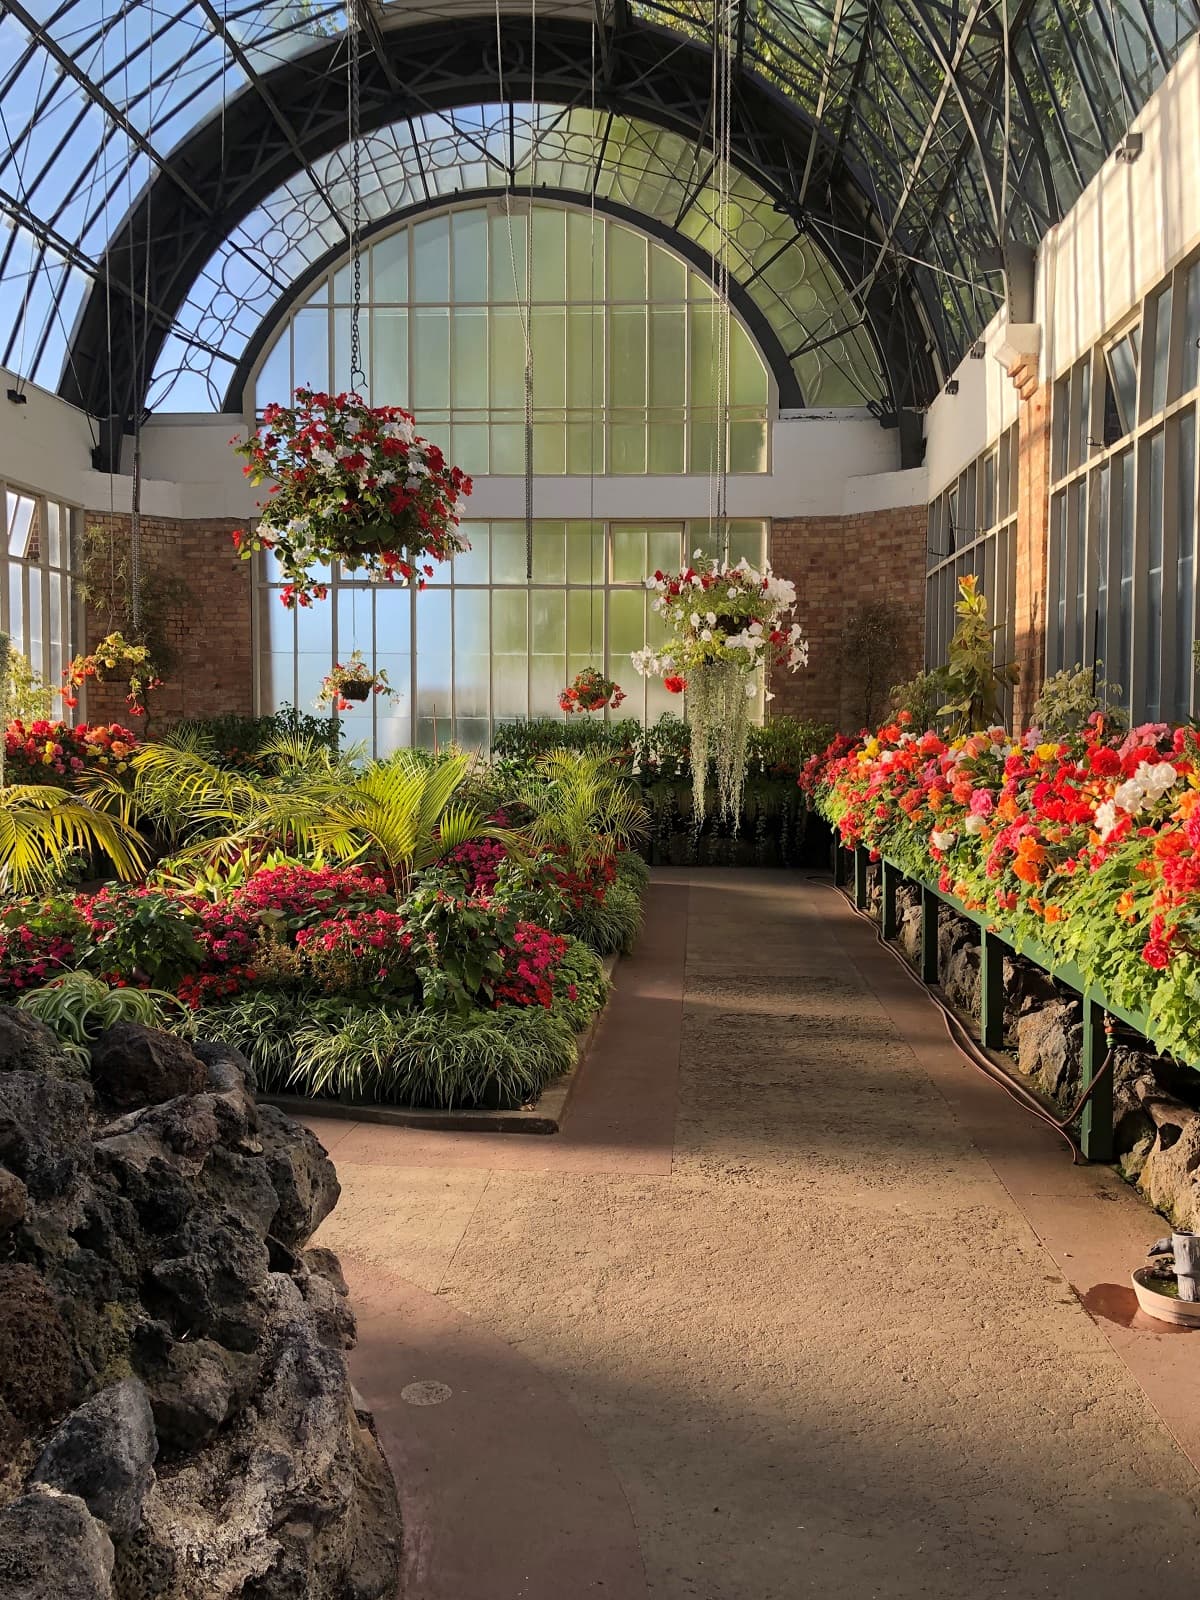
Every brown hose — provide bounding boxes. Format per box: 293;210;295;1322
825;878;1118;1165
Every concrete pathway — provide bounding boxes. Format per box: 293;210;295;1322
312;870;1200;1599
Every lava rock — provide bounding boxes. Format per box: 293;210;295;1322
90;1025;207;1110
33;1378;157;1538
144;1337;257;1454
1016;998;1082;1101
0;1166;28;1231
0;1071;93;1207
256;1104;340;1247
0;1006;84;1080
0;1264;78;1430
0;1488;115;1600
146;1210;270;1351
192;1037;258;1096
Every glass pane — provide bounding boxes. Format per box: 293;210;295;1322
373;309;408;408
491;524;528;584
1151;286;1173;415
609;224;646;300
729;321;767;406
451;208;488;302
451;309;488;408
411;310;450;409
1147;429;1165;718
1118;452;1135;701
729;418;768;473
450;525;490;585
566;523;604;585
608;588;645;658
292;308;328;391
532;524;566;584
1184;260;1200;397
1107;333;1139;437
255;326;291;411
610;308;647;407
611;525;647;583
372;229;409;302
1176;410;1196;718
412;214;450;303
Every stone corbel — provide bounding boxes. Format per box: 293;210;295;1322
993;322;1043;401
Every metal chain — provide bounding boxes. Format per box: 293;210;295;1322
348;0;365;395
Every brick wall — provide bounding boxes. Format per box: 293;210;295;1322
80;514;253;729
769;505;927;730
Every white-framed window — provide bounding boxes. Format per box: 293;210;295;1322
2;483;74;697
257;518;768;752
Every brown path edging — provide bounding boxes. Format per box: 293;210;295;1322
341;1258;651;1600
812;875;1200;1482
259;954;618;1136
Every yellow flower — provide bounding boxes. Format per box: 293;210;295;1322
1036;743;1058;762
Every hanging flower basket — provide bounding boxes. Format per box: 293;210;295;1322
559;668;627;715
316;650;395;713
61;632;163;718
631;555;808;826
232;388;473;609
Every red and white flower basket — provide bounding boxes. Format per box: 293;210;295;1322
233;388;473;609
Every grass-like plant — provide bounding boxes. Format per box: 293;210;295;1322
565;877;644;955
17;972;186;1064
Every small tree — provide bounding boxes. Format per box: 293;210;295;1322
937;575;1019;734
839;602;907;728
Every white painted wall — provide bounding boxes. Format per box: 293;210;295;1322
923;311;1020;496
0;378;921;520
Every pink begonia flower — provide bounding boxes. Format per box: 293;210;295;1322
968;789;995;816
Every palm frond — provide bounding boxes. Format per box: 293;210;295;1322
0;785;149;894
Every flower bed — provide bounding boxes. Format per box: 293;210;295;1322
802;713;1200;1064
4;718;140;784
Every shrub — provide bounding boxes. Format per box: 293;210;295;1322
74;885;204;989
295;908;416;998
190;989;348;1092
1031;662;1128;739
168;705;340;772
565;877;643;955
552;937;610;1034
289;1003;577;1108
0;898;88;997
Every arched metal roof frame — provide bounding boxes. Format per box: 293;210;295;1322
1;0;1196;454
46;12;957;446
221;183;822;415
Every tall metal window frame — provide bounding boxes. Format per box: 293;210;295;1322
1047;244;1200;721
1;479;77;703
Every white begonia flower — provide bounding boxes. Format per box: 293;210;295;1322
728;586;739;597
644;576;659;591
1136;760;1178;802
691;612;702;627
964;812;987;835
706;611;717;625
1095;799;1120;841
749;621;764;635
931;829;957;852
700;629;713;642
691;575;704;588
1113;778;1145;814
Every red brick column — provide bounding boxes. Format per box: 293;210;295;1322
769;504;927;730
79;514;253;728
1011;371;1051;732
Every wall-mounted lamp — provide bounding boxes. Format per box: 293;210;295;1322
6;388;28;405
969;341;986;359
944;379;960;396
1115;132;1143;163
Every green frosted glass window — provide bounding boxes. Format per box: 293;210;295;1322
611;525;647;583
567;523;605;585
608;589;645;657
533;524;567;583
261;202;771;473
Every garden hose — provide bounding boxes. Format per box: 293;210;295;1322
825;878;1119;1165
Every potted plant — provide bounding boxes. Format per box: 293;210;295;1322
631;555;808;826
232;387;474;608
558;668;626;716
61;631;163;719
316;651;395;712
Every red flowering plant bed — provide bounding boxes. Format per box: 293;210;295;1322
4;718;140;785
233;387;473;607
802;712;1200;1063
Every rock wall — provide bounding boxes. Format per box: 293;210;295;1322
0;1011;401;1600
889;880;1200;1229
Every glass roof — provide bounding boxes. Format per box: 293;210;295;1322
2;0;1197;419
148;103;883;410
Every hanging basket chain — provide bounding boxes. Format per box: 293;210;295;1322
348;0;365;396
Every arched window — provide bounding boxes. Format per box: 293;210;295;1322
249;201;772;477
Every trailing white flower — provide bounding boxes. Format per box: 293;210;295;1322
931;829;957;851
1095;799;1120;840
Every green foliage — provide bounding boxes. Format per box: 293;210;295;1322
0;784;149;896
167;705;341;772
17;972;185;1064
400;870;519;1013
1;640;54;726
937;576;1019;733
839;602;908;728
565;877;643;956
1032;662;1128;739
511;751;649;873
288;1003;577;1108
888;669;946;732
79;887;204;988
491;716;644;763
189;989;342;1092
748;718;834;774
552;937;610;1035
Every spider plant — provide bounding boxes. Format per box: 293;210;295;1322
17;971;186;1064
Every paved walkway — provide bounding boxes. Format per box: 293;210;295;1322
311;870;1200;1599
